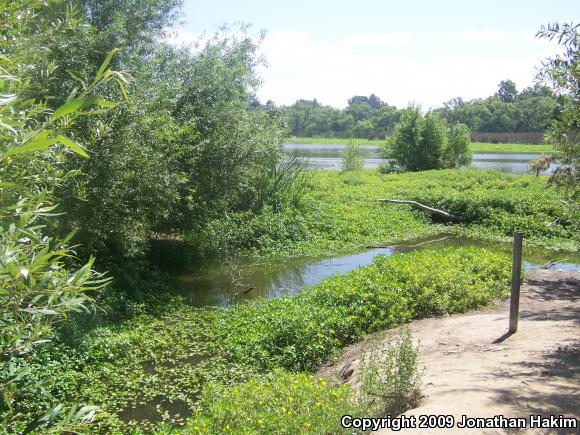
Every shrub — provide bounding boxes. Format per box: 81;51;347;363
387;108;472;171
342;141;364;171
444;123;473;168
359;328;422;416
528;155;551;177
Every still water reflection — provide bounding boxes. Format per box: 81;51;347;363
174;235;579;307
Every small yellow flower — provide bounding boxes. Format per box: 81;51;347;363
316;401;322;406
258;418;264;425
288;396;293;402
305;422;312;428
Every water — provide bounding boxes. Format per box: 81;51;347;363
284;142;556;174
174;234;579;307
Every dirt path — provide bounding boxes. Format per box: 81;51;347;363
318;270;579;434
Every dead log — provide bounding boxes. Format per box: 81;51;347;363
542;259;568;269
365;236;451;249
378;199;462;221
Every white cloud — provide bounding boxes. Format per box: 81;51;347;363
162;26;560;109
440;29;507;41
341;32;411;48
256;29;559;108
165;28;202;47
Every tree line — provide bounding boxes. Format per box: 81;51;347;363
281;80;564;140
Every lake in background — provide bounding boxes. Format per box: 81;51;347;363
284;142;556;174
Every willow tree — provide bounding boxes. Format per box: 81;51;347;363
537;23;579;203
1;1;124;429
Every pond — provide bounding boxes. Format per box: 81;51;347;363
173;234;579;307
284;142;556;174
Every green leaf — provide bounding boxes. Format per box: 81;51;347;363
51;96;97;120
51;97;116;121
66;70;86;85
95;48;120;81
6;134;59;155
56;135;89;157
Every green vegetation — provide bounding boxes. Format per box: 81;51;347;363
386;107;472;171
445;124;473;168
359;328;422;416
342;142;364;171
188;370;358;434
0;4;127;427
194;169;577;259
3;247;511;432
286;137;553;153
536;23;579;203
189;327;422;434
378;169;578;250
1;2;577;433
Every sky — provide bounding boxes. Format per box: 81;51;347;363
171;0;579;109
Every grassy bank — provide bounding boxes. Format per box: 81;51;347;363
285;136;553;154
4;247;510;433
4;169;576;433
194;169;577;259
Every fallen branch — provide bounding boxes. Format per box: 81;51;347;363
378;199;462;221
366;236;451;249
542;259;568;269
233;287;255;296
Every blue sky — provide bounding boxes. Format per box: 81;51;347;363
173;0;579;108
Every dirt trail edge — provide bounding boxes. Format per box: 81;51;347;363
317;269;579;434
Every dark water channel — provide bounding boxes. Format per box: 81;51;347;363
173;235;579;307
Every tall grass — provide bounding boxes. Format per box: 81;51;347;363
254;157;310;211
359;328;422;416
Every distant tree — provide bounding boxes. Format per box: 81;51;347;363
345;99;373;122
371;104;400;137
353;119;374;139
444;123;473;168
347;95;370;106
247;93;262;109
368;93;384;109
497;79;518;102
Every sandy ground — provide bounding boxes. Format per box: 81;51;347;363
318;270;579;434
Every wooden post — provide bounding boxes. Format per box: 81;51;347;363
509;232;523;333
